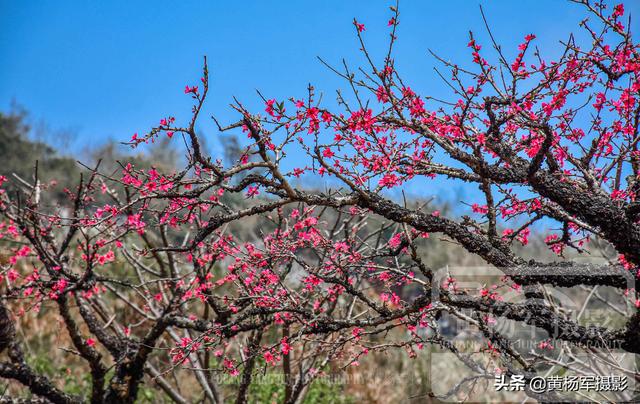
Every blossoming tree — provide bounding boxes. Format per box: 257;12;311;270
1;1;640;402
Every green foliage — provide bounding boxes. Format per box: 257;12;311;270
0;109;184;206
0;110;80;198
248;378;283;404
246;372;355;404
137;385;163;403
27;354;92;397
302;379;355;404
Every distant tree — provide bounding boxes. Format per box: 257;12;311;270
1;1;640;402
0;110;80;201
220;134;243;167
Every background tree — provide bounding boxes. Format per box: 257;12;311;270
0;110;80;202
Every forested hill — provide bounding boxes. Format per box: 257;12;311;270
0;111;79;192
0;110;180;200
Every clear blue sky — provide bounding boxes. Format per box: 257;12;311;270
1;0;639;199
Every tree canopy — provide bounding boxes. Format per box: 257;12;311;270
1;1;640;402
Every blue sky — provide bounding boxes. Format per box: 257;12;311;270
1;0;639;200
